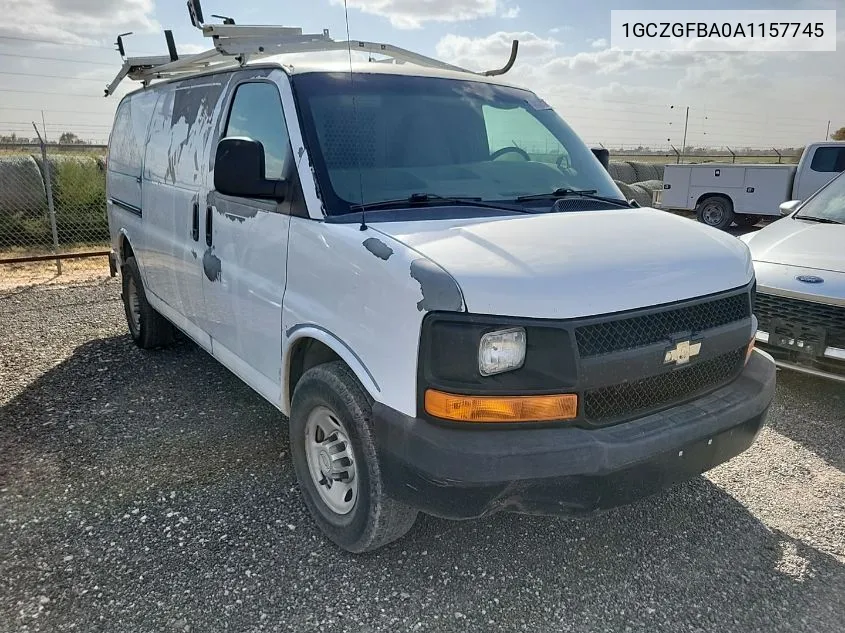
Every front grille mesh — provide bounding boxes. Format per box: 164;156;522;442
575;293;750;357
583;347;746;424
754;293;845;348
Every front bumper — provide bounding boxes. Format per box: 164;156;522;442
373;349;776;519
752;275;845;383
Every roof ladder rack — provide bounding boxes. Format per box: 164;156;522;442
104;0;518;96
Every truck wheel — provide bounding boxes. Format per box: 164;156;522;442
735;214;762;228
696;196;734;230
121;256;174;349
290;361;418;553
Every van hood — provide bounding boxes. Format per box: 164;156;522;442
742;217;845;274
372;208;754;319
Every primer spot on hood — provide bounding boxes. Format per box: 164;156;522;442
363;237;393;261
410;258;463;312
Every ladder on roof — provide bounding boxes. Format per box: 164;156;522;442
104;0;519;97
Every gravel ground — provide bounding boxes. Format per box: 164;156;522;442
0;276;843;633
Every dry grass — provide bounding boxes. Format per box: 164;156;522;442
0;254;112;291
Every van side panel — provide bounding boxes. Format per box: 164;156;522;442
141;76;231;324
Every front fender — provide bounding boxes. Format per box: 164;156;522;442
282;324;382;415
282;218;460;418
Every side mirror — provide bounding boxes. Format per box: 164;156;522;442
779;199;801;216
591;147;610;172
214;137;286;200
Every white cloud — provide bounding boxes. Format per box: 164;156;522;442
543;47;712;76
177;43;212;55
330;0;497;29
500;5;520;19
435;30;845;148
0;0;158;44
590;38;607;49
436;31;559;73
549;27;560;34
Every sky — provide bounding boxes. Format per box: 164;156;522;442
0;0;842;148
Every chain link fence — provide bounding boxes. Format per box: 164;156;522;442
0;137;108;269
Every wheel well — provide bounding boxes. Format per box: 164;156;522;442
695;193;734;211
288;338;343;404
119;236;134;263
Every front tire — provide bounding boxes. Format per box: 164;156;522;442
696;196;734;230
290;361;418;553
121;256;174;349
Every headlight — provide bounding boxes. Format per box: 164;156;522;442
417;313;577;400
478;327;526;376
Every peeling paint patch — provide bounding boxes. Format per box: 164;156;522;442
362;237;393;261
410;259;463;312
202;248;222;282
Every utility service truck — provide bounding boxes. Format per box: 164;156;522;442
655;142;845;230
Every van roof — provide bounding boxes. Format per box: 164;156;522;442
119;57;527;102
254;56;525;89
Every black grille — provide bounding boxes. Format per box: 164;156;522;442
576;292;750;357
583;347;746;424
755;293;845;348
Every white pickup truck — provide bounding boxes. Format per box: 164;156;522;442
654;142;845;229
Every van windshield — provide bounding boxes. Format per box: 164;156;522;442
292;71;624;216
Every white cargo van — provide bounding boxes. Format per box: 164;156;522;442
104;8;776;552
655;142;845;229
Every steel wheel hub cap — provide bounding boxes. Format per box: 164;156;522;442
304;406;357;515
703;204;724;224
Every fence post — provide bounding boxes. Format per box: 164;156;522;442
32;122;61;275
670;144;681;164
773;147;782;164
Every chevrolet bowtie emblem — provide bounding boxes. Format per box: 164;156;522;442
664;340;701;366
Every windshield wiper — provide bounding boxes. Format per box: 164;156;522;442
797;215;843;225
349;193;533;214
516;188;634;208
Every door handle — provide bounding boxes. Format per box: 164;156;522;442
192;202;200;241
205;206;213;247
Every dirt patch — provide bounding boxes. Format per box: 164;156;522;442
0;255;112;291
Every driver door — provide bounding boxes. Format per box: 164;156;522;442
202;75;297;406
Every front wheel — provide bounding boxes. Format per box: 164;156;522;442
290;361;418;553
695;196;734;230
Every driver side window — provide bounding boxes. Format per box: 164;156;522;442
482;104;569;167
225;82;292;180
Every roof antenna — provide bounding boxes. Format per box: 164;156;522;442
342;0;367;231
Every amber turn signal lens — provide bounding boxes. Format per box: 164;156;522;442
424;390;578;423
746;338;755;363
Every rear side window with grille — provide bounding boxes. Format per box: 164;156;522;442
144;77;227;185
108;91;157;177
